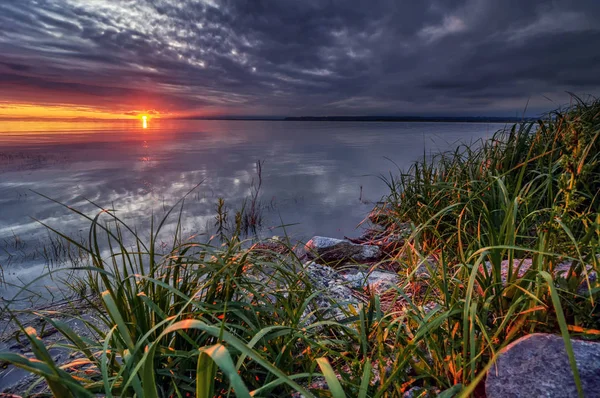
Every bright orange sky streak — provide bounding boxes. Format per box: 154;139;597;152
0;103;155;120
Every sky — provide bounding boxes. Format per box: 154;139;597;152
0;0;599;119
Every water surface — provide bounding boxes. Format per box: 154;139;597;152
0;119;504;302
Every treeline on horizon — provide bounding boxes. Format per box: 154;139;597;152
283;115;529;122
181;115;530;122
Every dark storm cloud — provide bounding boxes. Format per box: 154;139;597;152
0;0;599;116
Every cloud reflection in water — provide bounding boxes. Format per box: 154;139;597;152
0;119;501;302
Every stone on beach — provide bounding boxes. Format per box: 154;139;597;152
340;269;399;293
301;262;401;321
482;258;597;293
485;333;600;398
305;236;382;265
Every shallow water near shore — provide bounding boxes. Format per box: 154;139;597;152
0;119;503;303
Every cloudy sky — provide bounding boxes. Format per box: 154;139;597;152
1;0;599;118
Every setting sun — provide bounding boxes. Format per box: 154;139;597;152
141;115;148;128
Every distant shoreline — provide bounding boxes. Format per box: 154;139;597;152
178;116;536;123
0;116;531;123
287;116;527;123
183;115;529;123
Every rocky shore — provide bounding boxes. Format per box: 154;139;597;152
249;206;600;397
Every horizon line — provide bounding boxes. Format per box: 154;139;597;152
0;114;535;123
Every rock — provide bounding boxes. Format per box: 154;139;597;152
341;268;411;313
482;259;596;293
340;269;399;294
410;256;438;278
300;263;404;321
305;236;381;265
482;258;533;285
302;260;435;315
347;225;410;258
486;333;600;398
300;262;362;323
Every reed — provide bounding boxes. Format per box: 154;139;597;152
376;96;600;394
0;195;352;397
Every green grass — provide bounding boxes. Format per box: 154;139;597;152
376;96;600;394
1;97;599;397
1;193;363;397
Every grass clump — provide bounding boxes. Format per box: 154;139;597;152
374;96;600;394
1;195;346;397
0;97;599;397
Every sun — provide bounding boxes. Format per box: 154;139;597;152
140;114;148;128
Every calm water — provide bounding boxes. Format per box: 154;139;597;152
0;119;504;302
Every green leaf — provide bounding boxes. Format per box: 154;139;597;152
141;319;315;398
196;348;216;398
0;351;92;398
316;357;346;398
358;360;372;398
439;384;463;398
198;344;249;398
101;291;135;350
540;271;584;398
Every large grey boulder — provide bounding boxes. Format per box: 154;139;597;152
305;236;381;265
486;333;600;398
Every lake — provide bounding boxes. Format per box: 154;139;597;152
0;119;504;303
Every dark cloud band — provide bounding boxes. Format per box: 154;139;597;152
0;0;599;117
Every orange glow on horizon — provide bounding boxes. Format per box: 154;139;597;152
0;103;165;122
0;102;233;124
0;103;139;120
